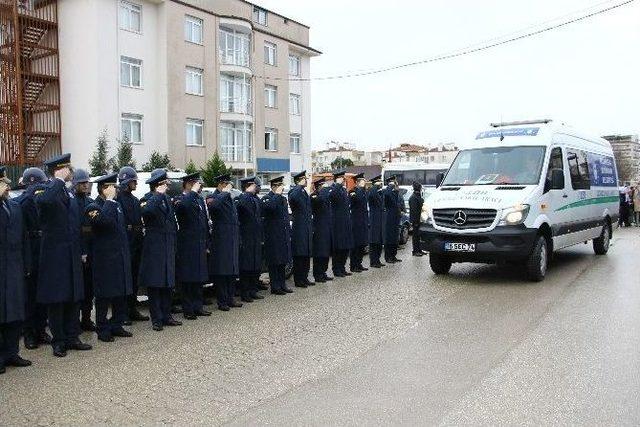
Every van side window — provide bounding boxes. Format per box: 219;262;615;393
567;150;591;190
546;147;564;183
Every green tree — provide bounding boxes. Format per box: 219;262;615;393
200;152;232;187
110;134;136;172
330;156;354;170
88;129;111;176
141;151;173;172
185;159;198;174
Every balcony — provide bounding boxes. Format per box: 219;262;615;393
221;145;252;164
219;24;252;76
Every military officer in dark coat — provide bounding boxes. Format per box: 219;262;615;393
329;170;353;277
262;176;293;295
35;154;92;357
15;167;51;349
84;173;133;342
72;168;96;332
0;168;32;374
116;166;149;323
288;170;314;288
349;173;369;273
311;177;333;283
408;181;425;256
383;175;403;263
139;169;181;331
206;174;241;311
236;176;265;302
367;175;385;268
174;173;211;319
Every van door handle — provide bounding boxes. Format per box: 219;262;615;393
562;194;568;198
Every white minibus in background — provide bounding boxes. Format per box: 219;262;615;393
421;120;619;282
382;162;450;204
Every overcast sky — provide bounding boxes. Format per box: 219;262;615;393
256;0;639;151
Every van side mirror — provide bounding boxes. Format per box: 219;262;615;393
550;168;564;190
435;172;445;188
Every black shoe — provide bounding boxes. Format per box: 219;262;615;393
170;306;183;314
393;258;402;262
98;334;115;343
53;344;67;358
5;355;32;367
370;262;385;268
184;313;198;320
0;365;5;374
68;340;92;351
112;328;133;338
152;323;164;331
324;275;334;281
359;266;369;271
412;252;423;257
129;310;150;322
203;297;214;306
294;283;308;288
38;331;52;345
218;306;231;311
271;289;286;295
283;287;294;293
163;318;182;326
123;320;133;326
230;301;243;308
306;280;316;286
314;277;326;283
258;283;270;291
250;293;265;300
81;320;96;332
195;309;212;316
241;296;254;303
334;272;346;278
385;259;397;264
344;272;352;276
24;334;39;350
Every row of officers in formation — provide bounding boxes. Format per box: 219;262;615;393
0;153;426;374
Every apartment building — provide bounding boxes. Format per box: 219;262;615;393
56;0;320;181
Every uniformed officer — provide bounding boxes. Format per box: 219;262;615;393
116;166;149;323
0;167;32;374
383;175;403;263
15;167;51;349
329;170;353;277
311;177;333;283
174;173;211;319
35;153;92;357
288;170;314;288
139;169;181;331
72;168;96;332
349;173;369;273
262;176;293;295
367;175;385;268
206;174;241;311
85;173;133;342
236;176;265;302
408;181;425;256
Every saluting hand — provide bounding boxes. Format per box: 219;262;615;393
104;185;117;201
157;183;168;194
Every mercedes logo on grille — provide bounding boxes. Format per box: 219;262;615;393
453;210;467;226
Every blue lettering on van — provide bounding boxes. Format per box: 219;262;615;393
587;153;617;187
476;127;539;139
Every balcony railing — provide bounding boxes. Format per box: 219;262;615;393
220;97;252;115
221;145;252;163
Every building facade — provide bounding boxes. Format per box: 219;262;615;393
56;0;320;181
602;134;640;184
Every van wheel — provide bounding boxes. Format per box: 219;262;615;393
593;225;610;255
526;236;548;282
429;253;452;275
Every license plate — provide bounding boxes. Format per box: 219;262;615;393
444;242;476;252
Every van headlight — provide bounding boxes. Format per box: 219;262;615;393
498;204;530;226
420;204;433;225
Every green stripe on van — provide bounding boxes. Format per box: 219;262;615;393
555;196;619;211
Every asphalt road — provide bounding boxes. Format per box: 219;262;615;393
1;228;639;426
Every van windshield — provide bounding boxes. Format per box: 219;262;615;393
442;146;546;186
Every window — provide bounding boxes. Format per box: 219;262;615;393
289;93;301;115
121;113;143;144
219;27;250;67
567;150;591;190
220;74;252;114
184;15;203;44
264;85;277;108
253;6;267;26
120;56;142;88
185;67;203;96
290;134;301;154
288;55;300;76
264;42;277;66
545;147;564;187
120;1;141;33
220;122;252;162
186;118;204;147
265;128;278;151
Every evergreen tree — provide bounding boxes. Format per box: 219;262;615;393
141;151;173;172
185;159;198;174
330;156;354;170
89;129;111;176
200;152;232;187
110;134;136;172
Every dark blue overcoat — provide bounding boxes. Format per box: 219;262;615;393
85;198;133;299
15;185;43;276
236;192;263;273
174;191;209;283
368;187;384;245
35;179;84;304
329;183;353;251
74;193;94;259
116;190;144;256
138;192;176;288
262;191;292;266
288;185;312;257
350;187;369;247
207;192;239;277
0;199;26;323
311;187;333;258
383;186;403;245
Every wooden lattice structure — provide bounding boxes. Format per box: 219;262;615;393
0;0;60;168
